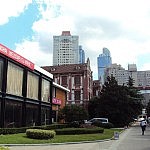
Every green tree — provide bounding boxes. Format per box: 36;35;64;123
88;96;101;119
126;77;143;118
88;75;143;127
59;105;88;122
127;76;134;87
146;101;150;116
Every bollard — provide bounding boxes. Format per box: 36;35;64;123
114;131;119;140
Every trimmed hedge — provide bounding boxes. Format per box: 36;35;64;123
42;124;69;130
0;123;68;135
92;121;114;129
26;129;56;139
55;127;104;135
0;127;27;135
0;123;106;135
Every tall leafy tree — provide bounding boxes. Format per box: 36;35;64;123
127;76;134;87
88;96;101;118
126;76;143;118
88;75;143;127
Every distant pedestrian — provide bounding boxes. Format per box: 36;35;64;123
140;119;147;135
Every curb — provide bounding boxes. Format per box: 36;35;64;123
0;138;112;147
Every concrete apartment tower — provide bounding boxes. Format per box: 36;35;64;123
53;31;79;65
97;47;112;84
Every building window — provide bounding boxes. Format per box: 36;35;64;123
27;72;39;100
52;87;56;98
6;62;23;96
61;76;67;85
0;58;3;91
26;103;39;126
89;78;91;87
41;79;50;102
41;106;50;125
75;91;81;100
5;100;22;128
74;75;81;85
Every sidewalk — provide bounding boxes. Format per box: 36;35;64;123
109;124;150;150
7;124;150;150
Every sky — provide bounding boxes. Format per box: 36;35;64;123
0;0;150;80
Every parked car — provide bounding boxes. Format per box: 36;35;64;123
137;114;147;122
85;118;109;125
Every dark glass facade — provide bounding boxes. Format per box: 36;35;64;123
0;54;53;128
0;59;3;90
26;103;39;127
41;106;50;125
5;100;22;128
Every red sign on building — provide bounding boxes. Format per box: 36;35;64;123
52;98;62;105
0;44;34;70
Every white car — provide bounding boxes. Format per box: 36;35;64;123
85;118;109;125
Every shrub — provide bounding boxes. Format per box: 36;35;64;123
91;120;102;127
100;122;114;129
55;127;104;135
80;124;96;128
92;121;114;129
26;129;56;139
69;121;80;128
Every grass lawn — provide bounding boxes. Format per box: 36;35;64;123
0;128;123;144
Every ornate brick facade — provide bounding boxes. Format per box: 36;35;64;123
42;58;93;109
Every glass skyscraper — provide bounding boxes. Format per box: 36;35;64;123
97;48;112;84
79;45;85;64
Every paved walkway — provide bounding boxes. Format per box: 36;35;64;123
6;124;150;150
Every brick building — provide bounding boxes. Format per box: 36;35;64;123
93;80;102;97
42;58;93;109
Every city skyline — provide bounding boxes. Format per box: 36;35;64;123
0;0;150;80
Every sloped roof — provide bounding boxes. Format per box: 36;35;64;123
42;63;89;74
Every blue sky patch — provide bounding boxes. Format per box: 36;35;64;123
0;3;40;50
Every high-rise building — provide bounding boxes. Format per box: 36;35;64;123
79;45;85;64
128;64;138;87
97;48;112;84
104;63;150;106
104;63;129;86
104;63;150;88
53;31;79;65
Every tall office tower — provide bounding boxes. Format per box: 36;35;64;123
97;47;112;84
79;45;85;64
53;31;79;65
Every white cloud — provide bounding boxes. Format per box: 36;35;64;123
10;0;150;79
15;40;52;66
0;0;32;25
